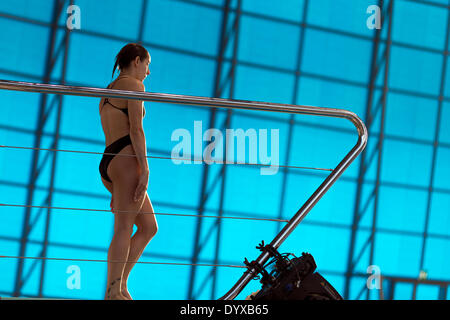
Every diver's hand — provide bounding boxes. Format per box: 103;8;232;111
134;171;149;202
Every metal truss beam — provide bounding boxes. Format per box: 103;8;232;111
187;0;242;300
344;0;393;300
13;0;72;297
419;5;450;272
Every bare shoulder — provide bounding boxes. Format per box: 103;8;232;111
115;77;145;92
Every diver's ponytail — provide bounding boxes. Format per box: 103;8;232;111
111;57;119;78
111;43;149;79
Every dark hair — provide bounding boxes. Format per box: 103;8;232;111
111;43;149;78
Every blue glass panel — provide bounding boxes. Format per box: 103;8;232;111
439;102;450;144
377;185;427;233
389;46;442;96
0;240;19;294
374;232;422;277
0;0;53;22
434;146;450;190
416;284;441;300
302;29;372;83
428;191;450;236
307;0;376;36
393;0;448;50
239;15;301;70
243;0;304;22
144;0;221;56
0;18;49;78
385;93;438;142
381;139;433;187
424;236;450;279
75;0;142;39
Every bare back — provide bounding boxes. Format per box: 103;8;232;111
99;75;146;147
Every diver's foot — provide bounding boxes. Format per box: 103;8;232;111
105;277;127;300
121;288;133;300
105;292;128;300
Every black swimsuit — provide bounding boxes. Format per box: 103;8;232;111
99;97;131;183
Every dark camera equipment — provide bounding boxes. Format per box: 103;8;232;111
244;241;343;300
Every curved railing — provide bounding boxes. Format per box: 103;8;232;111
0;79;368;300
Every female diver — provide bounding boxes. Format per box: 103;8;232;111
99;43;158;300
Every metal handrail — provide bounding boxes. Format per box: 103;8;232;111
0;79;368;300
